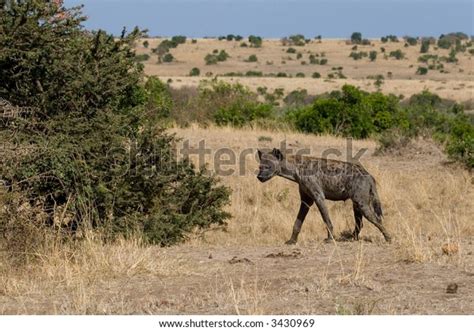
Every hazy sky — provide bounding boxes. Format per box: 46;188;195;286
65;0;473;38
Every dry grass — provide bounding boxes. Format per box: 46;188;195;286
1;124;473;314
137;38;474;103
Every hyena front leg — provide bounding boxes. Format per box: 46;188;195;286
285;191;313;245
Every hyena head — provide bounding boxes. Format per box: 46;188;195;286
256;148;284;183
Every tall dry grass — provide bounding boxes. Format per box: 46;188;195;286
173;125;473;263
0;124;472;314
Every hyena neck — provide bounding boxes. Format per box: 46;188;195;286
278;160;299;182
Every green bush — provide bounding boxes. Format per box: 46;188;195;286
162;53;174;62
309;54;319;64
214;96;273;126
217;50;230;61
189;67;200;76
295;72;305;78
205;54;219;65
248;35;263;48
405;37;417;46
171;35;187;44
437;36;452;49
286;47;297;54
420;39;430;53
288;34;306;46
0;2;231;246
351;32;362;44
135;53;150;62
245;71;263;77
416;66;428;75
389;49;405;59
312;72;321;78
369;51;377;61
246;54;258;62
319;58;328;65
143;40;149;48
287;85;400;138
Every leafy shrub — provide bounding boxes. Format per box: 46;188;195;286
205;54;218;65
286;47;297;53
245;71;263;77
312;72;321;78
319;58;328;65
405;36;418;46
248;35;263;48
283;89;313;106
287;85;400;138
389;49;405;59
349;51;368;60
437;36;452;49
295;72;305;78
288;34;306;46
276;72;288;77
309;54;319;64
381;35;399;42
217;50;230;61
214;102;273;126
0;2;231;246
416;66;428;75
369;51;377;61
246;54;258;62
351;32;362;44
420;39;430;53
135;53;150;62
143;40;149;48
171;35;187;44
162;53;174;62
189;67;200;76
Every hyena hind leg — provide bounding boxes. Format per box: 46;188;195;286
358;204;392;242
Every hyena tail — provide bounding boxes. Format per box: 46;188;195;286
370;182;383;221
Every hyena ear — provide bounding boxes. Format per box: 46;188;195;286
272;148;284;161
257;149;263;161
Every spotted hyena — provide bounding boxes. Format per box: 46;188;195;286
256;148;391;244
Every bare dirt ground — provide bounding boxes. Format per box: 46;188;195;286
1;242;472;314
137;38;474;104
1;127;472;314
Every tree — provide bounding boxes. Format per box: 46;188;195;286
369;51;377;61
248;35;263;47
189;67;200;76
351;32;362;44
0;1;230;246
420;39;430;53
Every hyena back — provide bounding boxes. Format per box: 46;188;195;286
256;148;391;244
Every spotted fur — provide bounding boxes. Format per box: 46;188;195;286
257;148;391;244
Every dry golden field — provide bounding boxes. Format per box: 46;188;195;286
1;125;473;314
1;37;473;315
137;38;474;104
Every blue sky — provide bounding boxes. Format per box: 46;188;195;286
65;0;473;38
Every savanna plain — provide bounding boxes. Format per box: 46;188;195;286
1;36;473;314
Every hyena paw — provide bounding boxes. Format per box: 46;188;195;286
285;239;297;245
